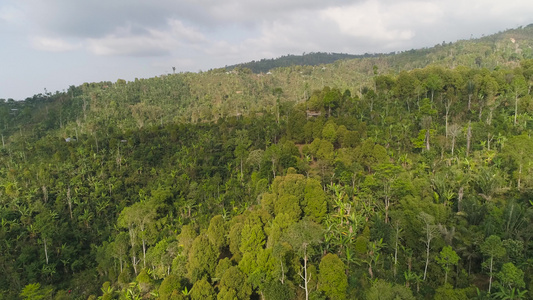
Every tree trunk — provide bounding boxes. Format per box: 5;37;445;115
128;227;138;275
518;164;522;189
298;246;310;300
384;197;390;224
445;113;449;139
394;224;399;277
280;259;285;284
303;255;309;300
445;99;451;139
276;99;280;124
488;256;493;293
240;158;243;180
132;256;138;275
515;92;519;125
466;121;472;157
425;129;430;151
67;186;73;220
43;237;49;265
271;158;277;178
143;239;146;268
83;98;87;121
451;136;456;156
424;241;430;280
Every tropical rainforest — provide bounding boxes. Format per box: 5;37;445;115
2;25;533;300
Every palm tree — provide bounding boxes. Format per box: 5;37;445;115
421;116;432;151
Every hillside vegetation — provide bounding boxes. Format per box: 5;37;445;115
1;25;533;300
225;52;381;73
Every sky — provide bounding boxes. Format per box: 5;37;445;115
1;1;532;100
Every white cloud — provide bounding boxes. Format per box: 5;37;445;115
321;1;442;43
30;36;81;52
201;14;323;65
87;35;170;57
86;19;206;57
0;4;21;23
167;19;207;44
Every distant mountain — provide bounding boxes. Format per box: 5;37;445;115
224;52;387;73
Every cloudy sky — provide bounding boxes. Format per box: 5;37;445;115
1;0;532;100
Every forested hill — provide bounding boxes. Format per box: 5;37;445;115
1;26;533;300
224;52;378;73
1;25;533;144
224;24;533;74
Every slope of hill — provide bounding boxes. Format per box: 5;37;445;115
1;25;533;145
1;25;532;146
1;25;533;300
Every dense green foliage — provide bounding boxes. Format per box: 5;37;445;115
225;52;379;73
2;25;533;300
